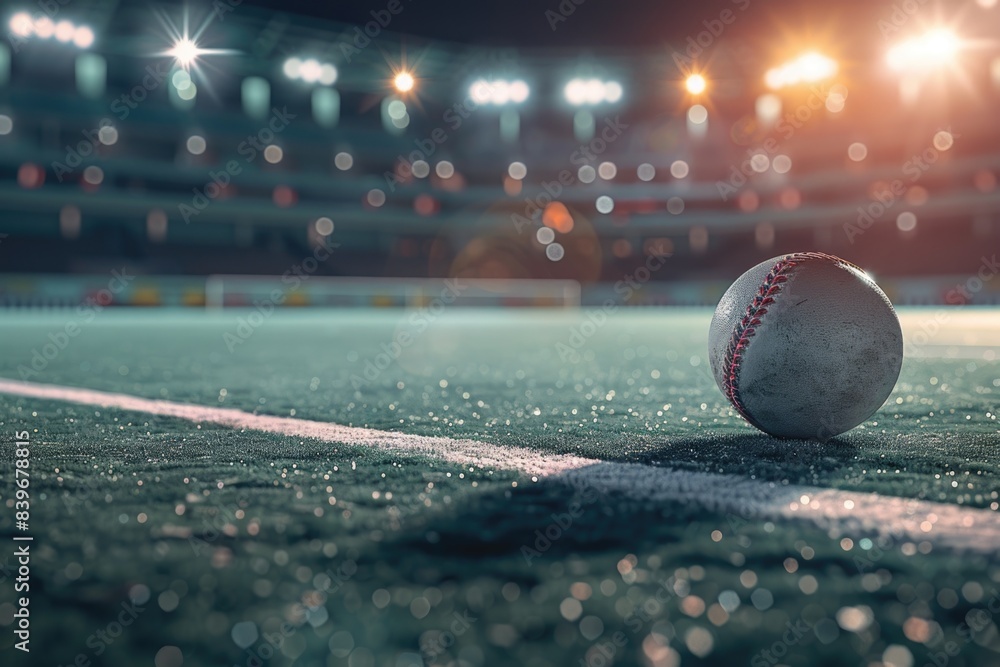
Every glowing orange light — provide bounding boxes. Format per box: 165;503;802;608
765;52;838;89
543;202;574;233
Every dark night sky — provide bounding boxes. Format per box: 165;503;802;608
233;0;884;50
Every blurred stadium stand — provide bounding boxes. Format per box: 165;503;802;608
0;0;998;306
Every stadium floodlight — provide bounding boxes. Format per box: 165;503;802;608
9;13;95;48
9;12;32;37
319;64;337;85
153;8;237;73
282;57;338;85
583;78;605;104
470;80;491;104
491;80;510;104
394;71;415;92
168;38;203;69
886;29;959;72
508;80;529;103
765;52;838;89
604;81;623;103
564;78;623;105
283;58;301;79
685;74;707;94
564;79;586;105
468;79;530;105
73;26;94;48
299;58;322;83
55;20;74;42
34;16;54;38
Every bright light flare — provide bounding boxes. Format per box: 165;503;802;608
887;29;960;72
394;71;415;92
153;9;238;74
765;52;838;89
168;38;203;69
685;74;707;94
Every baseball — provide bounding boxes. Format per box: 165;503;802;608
708;252;903;440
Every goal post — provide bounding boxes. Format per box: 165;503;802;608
204;275;581;309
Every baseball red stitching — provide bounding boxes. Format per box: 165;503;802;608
722;252;846;431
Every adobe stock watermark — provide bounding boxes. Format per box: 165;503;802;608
844;128;960;243
419;610;477;665
109;63;172;121
54;591;148;667
52;64;172;181
511;115;628;234
544;0;587;31
923;588;1000;667
234;559;357;667
187;496;250;556
670;0;752;72
348;278;468;389
850;529;907;574
222;238;339;352
16;268;135;380
716;82;839;201
338;0;415;62
877;0;932;38
577;574;683;667
51;120;115;183
179;107;297;223
212;0;244;20
750;617;815;667
556;251;670;362
384;78;500;192
520;476;603;566
892;254;999;361
943;255;999;306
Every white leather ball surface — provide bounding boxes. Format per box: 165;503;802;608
708;252;903;440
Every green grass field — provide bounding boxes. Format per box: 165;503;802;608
0;309;998;667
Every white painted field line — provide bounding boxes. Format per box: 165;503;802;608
1;378;997;553
0;379;594;477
